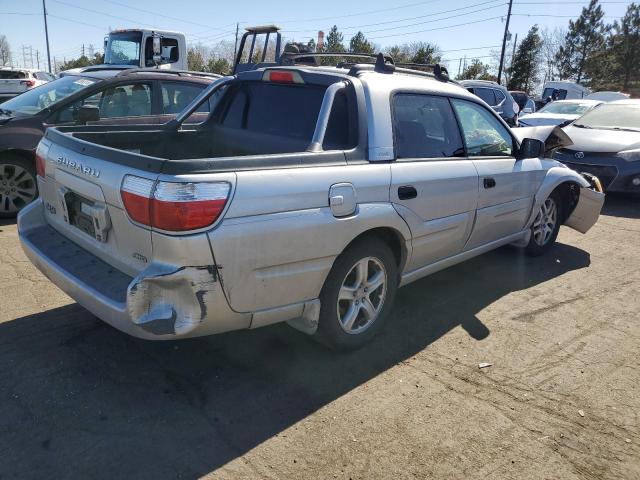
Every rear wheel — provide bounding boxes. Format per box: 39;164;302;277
526;192;562;256
0;156;38;218
315;238;398;351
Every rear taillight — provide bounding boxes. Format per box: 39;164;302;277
21;79;36;88
35;152;46;178
121;175;230;232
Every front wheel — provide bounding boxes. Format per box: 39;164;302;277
314;238;398;351
526;192;562;256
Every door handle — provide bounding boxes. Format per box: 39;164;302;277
398;185;417;200
483;177;496;189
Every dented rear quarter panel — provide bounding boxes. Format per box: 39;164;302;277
208;163;412;313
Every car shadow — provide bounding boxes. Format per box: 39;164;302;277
0;217;17;228
0;243;590;479
601;194;640;219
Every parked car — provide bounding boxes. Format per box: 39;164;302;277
553;99;640;193
0;67;55;101
18;56;604;350
586;91;630;102
461;80;520;126
519;99;602;127
509;90;531;113
0;67;219;217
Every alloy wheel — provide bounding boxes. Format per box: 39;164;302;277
532;197;558;247
0;163;37;215
337;256;388;335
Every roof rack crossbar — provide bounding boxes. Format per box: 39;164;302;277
115;68;221;79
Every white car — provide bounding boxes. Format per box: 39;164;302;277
519;99;602;127
0;68;55;102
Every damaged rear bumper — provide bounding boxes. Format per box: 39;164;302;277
18;200;250;339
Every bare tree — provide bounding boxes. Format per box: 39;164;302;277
0;35;11;66
540;27;566;82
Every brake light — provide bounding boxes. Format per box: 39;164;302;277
21;79;36;88
35;152;46;178
262;70;304;84
120;175;230;232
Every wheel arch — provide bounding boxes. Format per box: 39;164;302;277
339;226;409;278
0;148;36;165
527;166;589;227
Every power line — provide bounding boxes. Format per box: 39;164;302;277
103;0;238;32
275;0;446;24
51;0;157;29
369;15;504;40
281;0;505;33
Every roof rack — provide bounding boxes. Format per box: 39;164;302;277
346;53;452;82
115;68;222;79
278;52;451;82
76;65;131;73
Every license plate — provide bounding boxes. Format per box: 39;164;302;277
60;189;111;242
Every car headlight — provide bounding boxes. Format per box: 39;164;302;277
618;149;640;162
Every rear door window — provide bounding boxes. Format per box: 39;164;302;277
393;94;464;159
474;87;497;106
494;89;506;104
161;82;208;114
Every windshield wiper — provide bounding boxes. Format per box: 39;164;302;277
572;123;592;129
0;108;13;116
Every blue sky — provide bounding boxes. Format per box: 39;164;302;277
0;0;633;72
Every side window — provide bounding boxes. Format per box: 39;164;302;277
100;83;152;118
323;89;358;150
161;82;207;114
145;37;180;67
494;89;506;104
558;89;568;100
474;88;497;106
393;94;465;159
451;99;514;157
51;90;104;124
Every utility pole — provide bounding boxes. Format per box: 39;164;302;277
497;0;513;85
29;46;34;68
42;0;52;73
21;45;27;68
36;50;40;69
458;57;463;77
82;44;85;57
233;22;239;61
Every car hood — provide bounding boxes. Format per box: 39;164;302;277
519;113;578;126
513;125;573;156
562;125;640;153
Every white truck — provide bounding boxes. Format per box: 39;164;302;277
63;29;188;76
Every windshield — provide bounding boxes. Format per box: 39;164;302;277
105;32;142;66
542;87;567;101
574;104;640;131
0;76;97;115
539;102;595;115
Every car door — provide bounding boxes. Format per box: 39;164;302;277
389;93;478;271
451;98;545;250
46;81;155;126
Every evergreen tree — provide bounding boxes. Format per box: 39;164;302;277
412;44;440;64
556;0;607;82
610;3;640;90
507;25;542;92
349;31;374;54
206;57;231;75
187;48;206;71
456;59;495;81
325;25;346;53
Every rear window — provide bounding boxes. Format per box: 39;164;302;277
0;70;27;79
216;81;356;148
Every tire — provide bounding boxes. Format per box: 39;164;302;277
0;155;38;218
525;191;563;256
314;237;398;351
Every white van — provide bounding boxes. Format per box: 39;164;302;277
540;81;589;102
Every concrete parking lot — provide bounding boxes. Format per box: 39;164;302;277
0;196;638;480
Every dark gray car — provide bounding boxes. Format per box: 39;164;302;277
553;100;640;194
460;80;520;126
0;68;218;217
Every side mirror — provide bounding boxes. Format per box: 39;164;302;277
77;105;100;125
152;35;163;65
517;138;544;160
